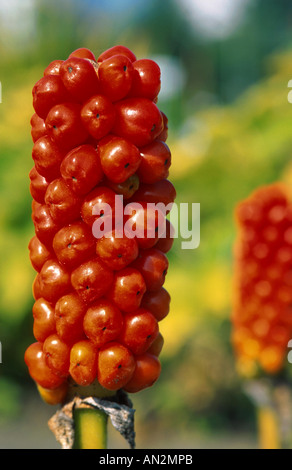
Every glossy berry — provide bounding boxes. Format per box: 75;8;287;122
55;292;87;344
59;57;99;102
128;59;161;101
123;353;161;393
44;60;63;76
107;267;146;312
32;75;69;119
81;185;118;227
98;134;141;184
30;113;47;143
129;178;176;208
113;97;164;147
71;257;114;304
29;167;50;204
45;102;89;151
95;229;139;270
97;45;136;63
37;259;71;303
124;201;165;250
32;297;56;342
81;95;116;140
97;341;136;391
32;135;64;181
53;221;96;269
140;287;171;322
157;111;168;142
24;342;65;389
132;248;169;292
98;54;134;102
155;218;175;254
69;48;96;61
60;144;103;196
28;235;52;272
32;204;62;247
83;298;124;347
147;332;164;357
45;178;82;225
69;340;98;386
43;334;70;377
119;308;159;355
32;274;42;300
137;140;171;184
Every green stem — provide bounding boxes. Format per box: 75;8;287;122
73;407;108;449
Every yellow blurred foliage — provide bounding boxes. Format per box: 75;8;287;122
160;262;231;357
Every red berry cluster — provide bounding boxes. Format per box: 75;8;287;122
232;183;292;375
25;46;175;400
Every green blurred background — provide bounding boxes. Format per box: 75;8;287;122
1;0;292;449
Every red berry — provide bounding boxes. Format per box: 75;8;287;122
119;308;159;355
37;259;71;303
81;95;116;140
132;248;168;292
128;59;161;101
32;135;64;181
53;221;96;269
28;235;52;272
95;229;139;270
68;48;96;61
98;54;134;102
69;340;97;386
32;204;61;247
157;111;168;142
140;287;171;322
45;178;82;225
32;75;70;119
45;102;89;151
60;144;103;196
30;113;47;143
44;60;64;76
81;185;118;227
32;297;56;342
29;166;50;204
123;353;161;393
137;140;171;184
98;134;141;184
71;257;114;304
55;292;87;344
43;334;70;377
155;219;175;254
129;179;176;208
147;332;164;357
97;341;136;391
124;201;165;250
113;97;164;147
97;45;136;63
59;57;99;102
83;298;124;347
24;342;65;389
107;267;146;312
32;274;42;300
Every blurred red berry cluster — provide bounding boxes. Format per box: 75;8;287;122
25;46;176;402
232;183;292;376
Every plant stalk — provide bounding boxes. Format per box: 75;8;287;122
257;405;280;449
73;406;108;449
